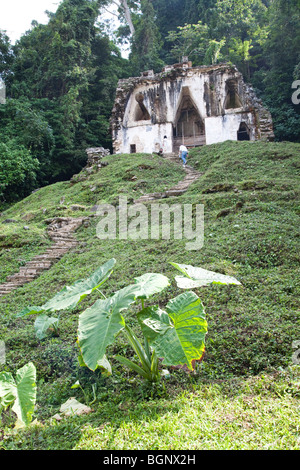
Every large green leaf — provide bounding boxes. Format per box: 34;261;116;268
77;352;112;376
132;273;170;299
78;284;138;371
96;355;112;376
34;315;59;340
170;262;241;289
0;372;16;409
137;291;207;371
0;362;36;427
17;258;116;317
78;273;170;371
78;272;169;371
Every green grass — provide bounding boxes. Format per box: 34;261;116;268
2;366;300;450
0;141;299;450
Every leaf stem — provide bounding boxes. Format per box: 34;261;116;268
96;288;106;299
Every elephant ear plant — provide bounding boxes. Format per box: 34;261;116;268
77;272;171;381
0;362;37;428
17;259;241;384
77;273;207;382
77;261;241;382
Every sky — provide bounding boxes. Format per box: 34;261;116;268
1;1;127;55
1;1;62;43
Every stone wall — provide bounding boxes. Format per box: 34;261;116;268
111;62;274;154
86;147;110;166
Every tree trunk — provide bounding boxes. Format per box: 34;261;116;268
120;0;135;35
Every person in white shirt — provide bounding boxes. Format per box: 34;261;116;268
179;144;188;167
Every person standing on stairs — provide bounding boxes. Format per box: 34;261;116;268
179;144;188;167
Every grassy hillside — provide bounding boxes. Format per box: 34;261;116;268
0;141;299;450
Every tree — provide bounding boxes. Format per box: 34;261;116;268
0;140;39;202
166;22;211;65
129;0;164;74
3;0;130;190
165;0;269;75
252;0;300;141
120;0;136;35
0;30;14;82
150;0;191;61
203;0;268;78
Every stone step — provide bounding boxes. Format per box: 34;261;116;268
49;237;76;243
45;247;71;254
0;280;25;288
26;261;53;269
165;189;187;197
0;286;15;292
45;246;70;255
135;192;166;201
41;253;69;261
18;267;43;276
6;273;37;281
134;197;158;204
0;217;87;297
33;254;56;261
49;235;75;240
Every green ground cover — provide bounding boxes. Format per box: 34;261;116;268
0;141;299;450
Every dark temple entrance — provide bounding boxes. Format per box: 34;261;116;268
173;87;206;152
237;122;250;141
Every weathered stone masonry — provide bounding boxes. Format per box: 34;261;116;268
111;61;274;155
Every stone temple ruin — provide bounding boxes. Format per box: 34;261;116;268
111;59;274;155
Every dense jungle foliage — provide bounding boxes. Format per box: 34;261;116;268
0;0;299;204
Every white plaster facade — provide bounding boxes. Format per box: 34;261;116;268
205;112;255;145
111;62;274;154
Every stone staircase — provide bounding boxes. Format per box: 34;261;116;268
0;217;88;297
0;153;201;297
134;153;202;204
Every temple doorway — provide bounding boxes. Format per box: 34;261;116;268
173;87;206;151
237;122;250;141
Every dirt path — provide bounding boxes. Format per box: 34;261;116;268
134;153;202;204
